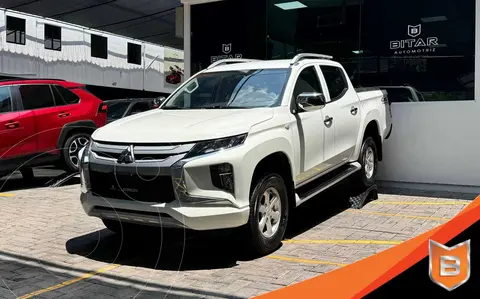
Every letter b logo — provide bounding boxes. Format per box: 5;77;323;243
440;256;460;276
429;240;471;291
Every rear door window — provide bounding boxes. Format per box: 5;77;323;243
320;65;348;101
0;86;13;113
19;85;55;110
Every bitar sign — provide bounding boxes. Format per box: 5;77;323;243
390;24;439;55
210;43;243;63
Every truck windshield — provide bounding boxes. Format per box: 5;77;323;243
162;68;290;109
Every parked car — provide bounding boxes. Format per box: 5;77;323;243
0;78;107;179
105;97;164;124
376;85;425;102
78;54;393;255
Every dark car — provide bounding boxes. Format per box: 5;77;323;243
105;97;165;123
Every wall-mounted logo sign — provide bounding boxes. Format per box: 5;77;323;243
210;43;243;63
390;24;439;55
222;43;232;54
407;25;421;38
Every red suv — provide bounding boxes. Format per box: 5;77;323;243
0;79;107;178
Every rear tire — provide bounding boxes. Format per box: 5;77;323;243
61;132;91;173
353;137;378;192
240;173;289;256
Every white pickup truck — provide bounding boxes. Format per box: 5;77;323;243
78;53;392;255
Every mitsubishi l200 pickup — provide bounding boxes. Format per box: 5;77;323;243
78;53;393;255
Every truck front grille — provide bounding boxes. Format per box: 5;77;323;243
89;169;176;203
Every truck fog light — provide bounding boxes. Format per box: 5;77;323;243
210;163;234;193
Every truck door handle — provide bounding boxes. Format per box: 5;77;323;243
350;107;358;115
5;121;19;129
324;116;333;124
58;112;70;118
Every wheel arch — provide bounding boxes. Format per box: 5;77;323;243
361;120;383;161
56;120;97;149
249;151;295;211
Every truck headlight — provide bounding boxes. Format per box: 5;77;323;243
184;134;247;159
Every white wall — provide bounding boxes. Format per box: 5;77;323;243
0;9;184;94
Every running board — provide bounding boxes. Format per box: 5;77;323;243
296;162;362;205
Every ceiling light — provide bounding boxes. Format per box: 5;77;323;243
274;1;307;10
352;50;364;54
421;16;448;23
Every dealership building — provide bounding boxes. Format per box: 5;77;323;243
2;0;479;192
178;0;478;193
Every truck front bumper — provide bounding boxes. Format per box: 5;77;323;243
80;192;249;230
79;139;251;231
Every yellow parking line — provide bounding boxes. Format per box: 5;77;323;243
0;193;14;197
17;264;120;299
369;201;468;206
346;209;451;221
283;239;402;245
268;255;347;267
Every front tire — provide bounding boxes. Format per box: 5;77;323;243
354;136;378;191
61;133;91;173
241;173;289;256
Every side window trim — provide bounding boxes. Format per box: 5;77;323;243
289;64;324;112
48;84;58;106
318;64;349;103
9;86;23;111
314;64;331;103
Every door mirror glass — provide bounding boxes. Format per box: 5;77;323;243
296;92;326;112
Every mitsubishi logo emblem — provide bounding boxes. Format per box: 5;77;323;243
117;145;134;164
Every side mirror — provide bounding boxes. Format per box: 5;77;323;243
295;92;326;112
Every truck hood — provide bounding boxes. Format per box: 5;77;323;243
92;108;274;144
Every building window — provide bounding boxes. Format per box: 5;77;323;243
127;42;142;65
91;34;108;59
44;24;62;51
265;0;475;102
356;0;475;102
6;16;26;45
